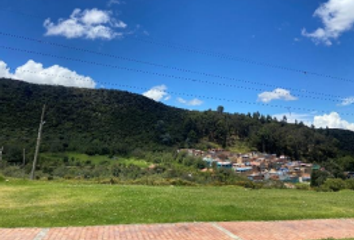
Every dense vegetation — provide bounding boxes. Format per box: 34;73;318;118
1;78;354;182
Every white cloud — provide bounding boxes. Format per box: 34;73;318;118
273;111;354;132
314;112;354;131
44;8;127;40
258;88;298;103
177;97;203;106
0;61;12;78
302;0;354;46
0;59;96;88
338;96;354;106
143;85;171;102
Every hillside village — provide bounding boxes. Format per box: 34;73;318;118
178;148;321;183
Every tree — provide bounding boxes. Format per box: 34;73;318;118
217;106;224;114
282;115;287;123
338;156;354;171
311;170;331;187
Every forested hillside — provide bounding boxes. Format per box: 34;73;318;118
1;78;354;164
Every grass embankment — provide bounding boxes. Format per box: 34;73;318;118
1;180;354;228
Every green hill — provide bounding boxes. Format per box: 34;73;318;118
1;78;353;164
0;78;187;154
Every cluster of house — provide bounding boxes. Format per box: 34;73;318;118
178;148;320;183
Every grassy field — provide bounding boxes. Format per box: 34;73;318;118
1;179;354;228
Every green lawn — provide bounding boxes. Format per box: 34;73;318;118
1;180;354;228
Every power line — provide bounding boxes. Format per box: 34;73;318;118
1;7;352;85
133;37;354;84
0;45;346;104
3;71;354;116
0;31;347;99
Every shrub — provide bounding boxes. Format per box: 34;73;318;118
346;179;354;190
99;178;119;185
0;174;5;182
169;179;196;186
322;178;347;192
130;148;146;159
262;180;286;189
315;186;333;192
295;183;311;190
132;176;170;186
99;160;110;166
63;156;69;163
2;166;25;178
235;180;263;189
311;170;331;187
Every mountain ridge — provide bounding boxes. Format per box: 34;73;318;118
1;78;354;162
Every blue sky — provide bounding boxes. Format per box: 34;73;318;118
0;0;354;131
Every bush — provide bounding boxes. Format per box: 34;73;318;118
130;148;146;159
262;180;286;189
322;178;347;192
316;185;333;192
346;179;354;190
311;170;331;187
295;183;311;190
63;156;69;163
99;160;110;166
0;174;5;182
169;178;196;186
99;178;119;185
235;181;263;189
2;166;25;178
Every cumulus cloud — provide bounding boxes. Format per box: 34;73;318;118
314;112;354;131
177;97;203;106
338;96;354;106
273;111;354;132
0;59;96;88
257;88;298;103
44;8;127;40
0;61;12;78
143;85;171;102
302;0;354;46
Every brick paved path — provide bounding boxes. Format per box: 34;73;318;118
1;219;354;240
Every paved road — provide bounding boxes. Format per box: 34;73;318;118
1;219;354;240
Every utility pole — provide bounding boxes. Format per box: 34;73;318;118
0;146;3;166
23;148;26;166
30;104;46;180
23;148;26;179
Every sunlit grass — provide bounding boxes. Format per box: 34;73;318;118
1;179;354;228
